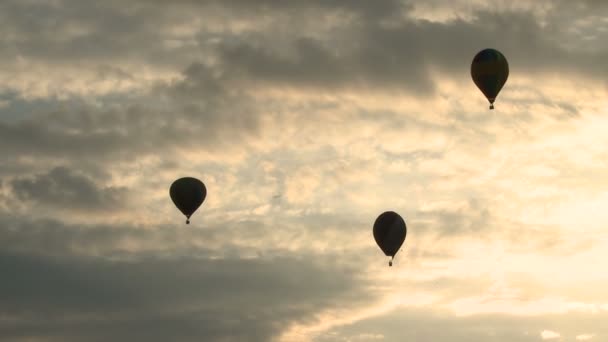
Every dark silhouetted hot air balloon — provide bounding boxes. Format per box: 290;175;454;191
471;48;509;109
170;177;206;224
373;211;407;266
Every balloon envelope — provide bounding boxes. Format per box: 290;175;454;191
471;48;509;109
373;211;407;265
170;177;206;224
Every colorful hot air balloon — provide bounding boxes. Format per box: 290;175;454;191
170;177;206;224
373;211;407;266
471;48;509;109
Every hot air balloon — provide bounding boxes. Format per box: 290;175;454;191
373;211;407;266
471;48;509;109
170;177;206;224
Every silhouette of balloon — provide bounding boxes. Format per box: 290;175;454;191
471;48;509;109
170;177;206;224
373;211;407;266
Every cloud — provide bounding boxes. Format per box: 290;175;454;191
0;250;372;342
0;190;379;341
352;333;385;340
0;62;263;169
202;1;607;93
541;330;560;340
10;166;127;213
0;0;605;101
317;306;608;342
1;0;604;175
0;1;607;341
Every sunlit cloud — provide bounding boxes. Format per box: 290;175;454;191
541;330;560;340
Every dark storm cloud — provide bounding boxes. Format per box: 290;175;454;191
10;167;127;212
0;251;372;342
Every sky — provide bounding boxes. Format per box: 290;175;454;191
0;0;607;341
